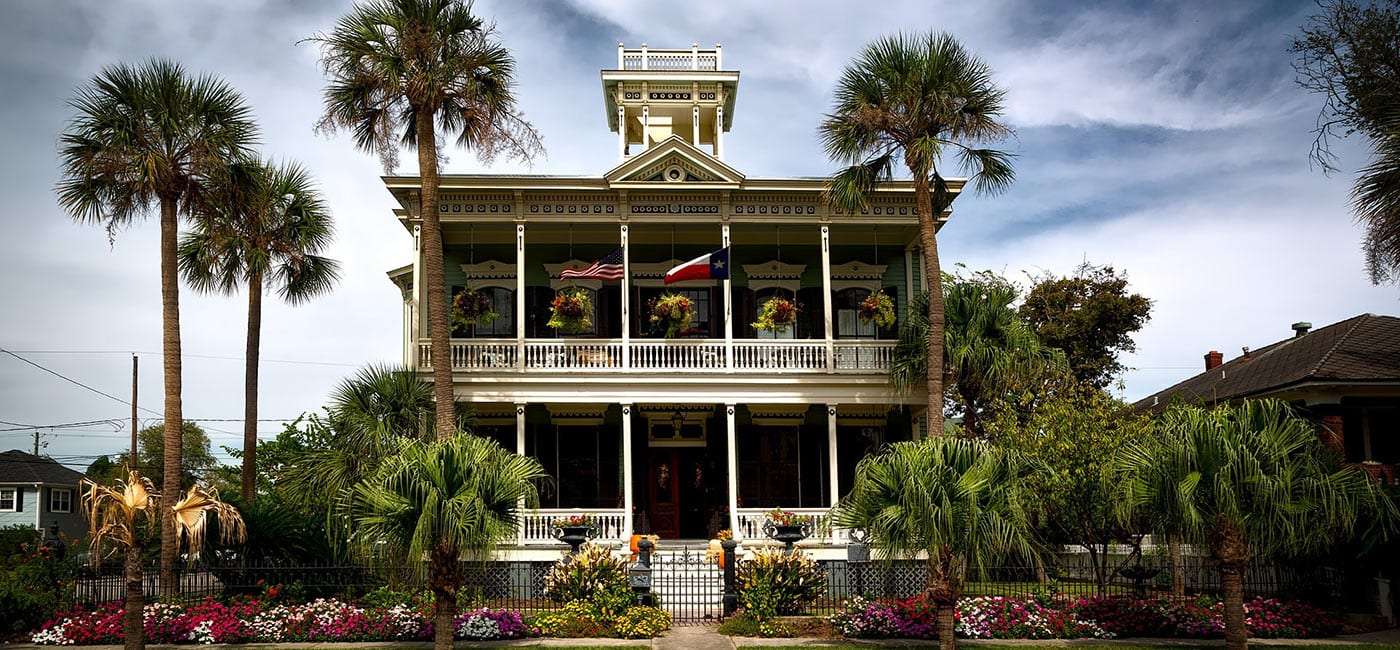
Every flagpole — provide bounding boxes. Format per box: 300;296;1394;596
621;224;631;370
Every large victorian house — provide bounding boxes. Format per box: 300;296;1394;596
384;45;963;557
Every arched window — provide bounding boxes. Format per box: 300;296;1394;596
834;288;876;339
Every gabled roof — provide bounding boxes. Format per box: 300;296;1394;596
1134;314;1400;409
604;135;745;188
0;449;85;485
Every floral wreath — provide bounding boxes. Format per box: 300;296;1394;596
649;293;695;338
451;288;498;328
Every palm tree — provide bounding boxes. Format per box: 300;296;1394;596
310;0;543;441
57;59;258;592
348;434;545;650
1353;110;1400;285
1114;399;1391;650
821;33;1014;437
891;272;1062;437
832;438;1035;650
284;364;465;547
179;157;340;502
82;469;246;650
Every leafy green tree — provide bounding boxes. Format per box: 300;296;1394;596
57;59;257;591
92;422;219;490
1019;263;1151;389
892;271;1062;437
310;0;543;442
348;434;545;650
1293;1;1400;284
994;381;1149;594
820;32;1015;436
1114;399;1391;650
833;438;1034;650
179;157;340;502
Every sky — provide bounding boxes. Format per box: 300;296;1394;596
0;0;1395;468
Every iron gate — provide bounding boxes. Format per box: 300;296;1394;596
646;544;727;624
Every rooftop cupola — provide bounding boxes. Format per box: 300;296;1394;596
602;43;740;161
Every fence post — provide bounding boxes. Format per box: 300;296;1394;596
722;539;739;616
630;538;654;606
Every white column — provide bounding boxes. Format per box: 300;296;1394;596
642;105;651;149
691;42;699;70
827;405;839;508
905;248;915;299
621;224;631;369
616;42;624;68
726;403;740;539
617;105;628;160
516;402;527;545
621;403;634;540
722;224;733;370
640;43;649;69
821;226;834;372
692;105;701;146
714;105;724;159
516;224;526;369
715;43;723;69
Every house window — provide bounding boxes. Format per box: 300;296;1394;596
754;289;796;340
49;488;72;514
835;288;876;338
476;287;514;337
0;488;15;512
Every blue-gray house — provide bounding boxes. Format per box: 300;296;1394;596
0;449;86;540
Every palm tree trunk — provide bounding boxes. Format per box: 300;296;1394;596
1168;534;1186;599
1221;561;1247;650
938;604;956;650
415;109;455;441
927;552;958;650
124;542;144;650
158;195;183;596
913;175;945;437
429;548;460;650
241;270;262;502
957;384;979;438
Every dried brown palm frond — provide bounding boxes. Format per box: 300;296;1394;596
170;484;247;560
81;469;158;562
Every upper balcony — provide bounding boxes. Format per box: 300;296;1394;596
417;338;894;374
617;44;721;71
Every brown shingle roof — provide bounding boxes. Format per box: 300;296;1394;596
0;449;85;485
1134;314;1400;409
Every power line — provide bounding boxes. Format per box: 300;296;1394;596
7;349;359;368
0;348;161;416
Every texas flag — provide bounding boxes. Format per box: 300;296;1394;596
663;246;731;284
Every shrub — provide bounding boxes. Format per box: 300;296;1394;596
543;544;629;604
0;533;77;636
612;606;672;639
716;611;763;636
529;600;609;638
735;548;826;618
955;595;1111;639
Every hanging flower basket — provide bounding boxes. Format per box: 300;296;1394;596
451;289;498;328
547;288;592;334
753;297;799;333
649;293;695;338
858;291;896;329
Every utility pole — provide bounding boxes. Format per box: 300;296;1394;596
130;354;138;461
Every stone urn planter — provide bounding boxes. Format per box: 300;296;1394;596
552;516;596;553
762;509;811;550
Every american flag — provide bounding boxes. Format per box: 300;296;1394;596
560;248;625;280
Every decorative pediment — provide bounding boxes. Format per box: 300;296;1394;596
546;403;609;425
605;135;744;187
460;260;515;290
741;260;806;294
836;404;891;427
830;261;888;292
748;404;812;426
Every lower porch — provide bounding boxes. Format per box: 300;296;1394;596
469;402;921;552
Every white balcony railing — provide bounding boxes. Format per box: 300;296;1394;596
519;508;627;546
735;507;850;546
418;338;895;375
619;46;720;71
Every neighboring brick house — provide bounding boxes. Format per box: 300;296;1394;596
0;449;86;539
1135;314;1400;481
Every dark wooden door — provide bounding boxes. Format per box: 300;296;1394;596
648;449;680;538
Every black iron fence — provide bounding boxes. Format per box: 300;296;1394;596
71;549;1363;625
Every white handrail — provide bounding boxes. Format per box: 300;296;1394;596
419;338;894;374
519;508;627;546
735;507;848;545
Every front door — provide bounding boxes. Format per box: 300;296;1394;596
647;448;710;539
648;449;681;538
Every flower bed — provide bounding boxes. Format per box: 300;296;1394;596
31;598;536;645
828;594;1342;641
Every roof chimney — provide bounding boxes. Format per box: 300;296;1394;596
1292;321;1312;338
1204;350;1223;371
